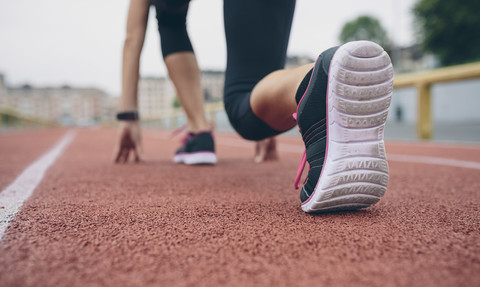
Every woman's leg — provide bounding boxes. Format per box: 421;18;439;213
152;0;210;132
151;0;216;165
164;52;210;132
223;0;299;140
250;64;314;131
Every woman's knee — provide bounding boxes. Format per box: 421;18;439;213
224;96;282;141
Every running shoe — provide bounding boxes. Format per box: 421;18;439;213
173;131;217;165
293;41;393;213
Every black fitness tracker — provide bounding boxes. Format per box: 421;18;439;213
116;111;139;121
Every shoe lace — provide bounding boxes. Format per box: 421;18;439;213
294;151;307;190
292;112;307;190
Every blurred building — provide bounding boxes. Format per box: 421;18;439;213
391;45;438;73
0;74;112;126
202;70;224;102
105;96;120;123
0;74;6;104
138;70;225;119
138;76;175;119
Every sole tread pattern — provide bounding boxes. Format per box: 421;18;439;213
302;41;393;213
332;79;393;101
331;109;389;129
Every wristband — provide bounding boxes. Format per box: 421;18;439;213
116;111;139;121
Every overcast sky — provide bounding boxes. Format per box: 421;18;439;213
0;0;417;96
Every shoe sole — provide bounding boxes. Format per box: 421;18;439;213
302;41;393;213
173;152;217;165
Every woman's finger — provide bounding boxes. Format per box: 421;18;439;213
113;144;122;163
122;148;130;163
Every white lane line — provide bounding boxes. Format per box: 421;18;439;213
388;142;480;151
217;138;480;170
0;131;76;240
387;154;480;170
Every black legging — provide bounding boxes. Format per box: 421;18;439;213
151;0;297;140
151;0;193;57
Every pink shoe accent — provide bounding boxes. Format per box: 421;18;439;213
294;150;307;190
293;111;307;189
292;58;318;190
170;125;187;139
301;51;335;206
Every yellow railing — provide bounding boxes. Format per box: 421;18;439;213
394;61;480;139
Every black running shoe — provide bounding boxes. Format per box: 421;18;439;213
173;131;217;165
293;41;393;213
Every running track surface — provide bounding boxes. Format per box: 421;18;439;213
0;128;479;287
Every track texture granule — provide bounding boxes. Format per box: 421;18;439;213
0;129;479;286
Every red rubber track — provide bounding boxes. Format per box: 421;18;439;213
0;128;479;287
0;129;66;191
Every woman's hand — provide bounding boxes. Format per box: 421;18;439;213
113;121;145;163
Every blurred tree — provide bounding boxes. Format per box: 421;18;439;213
172;96;180;108
339;15;391;53
413;0;480;66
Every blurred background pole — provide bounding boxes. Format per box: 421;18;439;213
417;83;432;139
